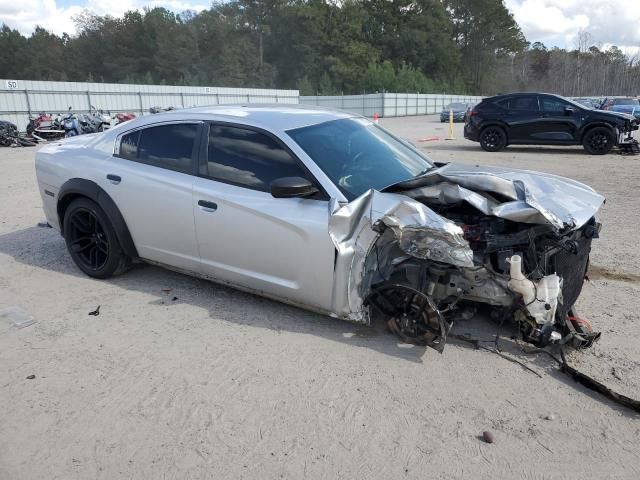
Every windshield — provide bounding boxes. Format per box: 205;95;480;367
287;118;433;200
447;103;467;110
562;96;592;109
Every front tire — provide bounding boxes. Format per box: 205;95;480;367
583;127;613;155
479;126;507;152
63;198;130;279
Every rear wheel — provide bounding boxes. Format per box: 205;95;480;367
479;126;507;152
63;198;130;279
583;127;613;155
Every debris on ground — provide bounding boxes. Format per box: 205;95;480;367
171;297;178;302
0;306;36;328
26;375;35;380
88;306;101;316
482;431;495;444
0;120;37;147
36;221;52;228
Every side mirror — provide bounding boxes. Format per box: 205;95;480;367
564;106;575;115
270;177;319;198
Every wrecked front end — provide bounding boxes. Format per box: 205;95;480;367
329;164;605;352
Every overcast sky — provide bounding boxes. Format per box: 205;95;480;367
1;0;640;54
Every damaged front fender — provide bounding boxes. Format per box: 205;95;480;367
328;190;474;323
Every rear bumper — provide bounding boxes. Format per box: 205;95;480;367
464;123;479;141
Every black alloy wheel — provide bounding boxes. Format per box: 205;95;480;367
63;197;130;278
583;127;613;155
68;207;110;271
479;126;507;152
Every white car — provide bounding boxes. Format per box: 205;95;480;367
36;105;604;350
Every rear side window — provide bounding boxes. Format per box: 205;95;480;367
117;123;198;174
509;96;539;112
206;125;310;192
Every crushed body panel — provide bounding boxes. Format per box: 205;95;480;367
328;163;604;349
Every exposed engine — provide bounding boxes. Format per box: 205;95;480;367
366;204;601;352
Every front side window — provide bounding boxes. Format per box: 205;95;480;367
206;125;310;192
542;97;570;113
287;118;433;200
117;123;198;174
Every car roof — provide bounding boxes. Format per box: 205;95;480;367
484;92;565;101
138;104;359;131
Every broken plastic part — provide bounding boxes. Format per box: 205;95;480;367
0;306;35;328
508;255;560;326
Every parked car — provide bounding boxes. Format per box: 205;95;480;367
599;97;638;110
440;102;470;122
464;92;639;154
599;97;640;120
35;105;603;350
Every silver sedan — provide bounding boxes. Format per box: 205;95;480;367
36;105;604;350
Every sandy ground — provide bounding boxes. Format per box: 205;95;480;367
1;116;639;480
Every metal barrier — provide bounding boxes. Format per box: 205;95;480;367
300;93;484;117
0;79;483;130
0;79;298;130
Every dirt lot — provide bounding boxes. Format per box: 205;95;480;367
1;116;639;479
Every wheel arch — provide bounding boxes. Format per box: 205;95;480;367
57;178;139;259
479;122;509;141
579;122;617;144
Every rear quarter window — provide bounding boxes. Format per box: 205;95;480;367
117;123;199;174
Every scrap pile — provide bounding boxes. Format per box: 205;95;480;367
0;121;36;147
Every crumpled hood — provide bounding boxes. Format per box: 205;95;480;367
595;109;637;122
385;162;605;231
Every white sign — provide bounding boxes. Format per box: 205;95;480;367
5;80;19;90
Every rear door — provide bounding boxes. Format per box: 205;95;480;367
538;96;582;142
503;95;542;142
104;122;202;272
192;123;336;312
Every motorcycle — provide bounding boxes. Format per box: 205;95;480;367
114;112;136;124
26;112;65;140
88;106;112;131
62;109;82;137
62;107;111;137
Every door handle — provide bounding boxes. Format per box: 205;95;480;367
107;174;121;185
198;200;218;212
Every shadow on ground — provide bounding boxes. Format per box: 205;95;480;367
0;225;636;416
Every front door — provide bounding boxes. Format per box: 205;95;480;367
537;96;581;142
192;123;336;312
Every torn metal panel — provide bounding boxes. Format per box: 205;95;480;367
328;190;474;322
385;163;605;231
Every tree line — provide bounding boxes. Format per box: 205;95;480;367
0;0;638;96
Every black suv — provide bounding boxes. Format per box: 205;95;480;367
464;93;638;155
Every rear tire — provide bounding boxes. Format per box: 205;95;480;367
479;126;507;152
582;127;613;155
63;197;131;279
